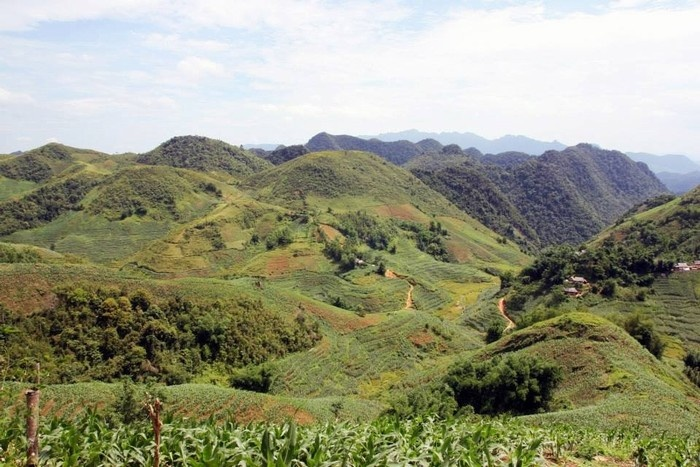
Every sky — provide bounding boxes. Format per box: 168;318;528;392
1;0;699;159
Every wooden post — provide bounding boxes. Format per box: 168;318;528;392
25;362;40;467
145;399;162;467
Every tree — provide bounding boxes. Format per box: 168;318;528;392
444;354;562;415
485;321;503;343
623;314;664;359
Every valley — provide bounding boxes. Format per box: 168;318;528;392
1;136;699;465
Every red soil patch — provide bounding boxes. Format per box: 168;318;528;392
276;405;315;425
265;254;292;276
408;330;435;348
0;267;59;314
302;302;381;334
264;251;324;276
318;224;343;242
374;204;427;222
445;238;473;263
234;401;266;424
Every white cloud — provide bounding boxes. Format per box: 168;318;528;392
0;86;34;104
1;1;699;156
175;56;226;83
142;33;229;53
0;0;166;31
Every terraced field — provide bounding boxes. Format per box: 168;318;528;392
651;273;700;347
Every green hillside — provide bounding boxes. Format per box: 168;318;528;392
1;138;699;459
0;143;106;182
501;186;700;371
497;313;700;434
136;135;272;176
410;143;669;249
1;167;226;264
244;150;460;214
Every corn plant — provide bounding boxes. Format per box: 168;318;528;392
0;409;698;466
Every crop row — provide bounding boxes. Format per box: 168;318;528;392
1;410;698;466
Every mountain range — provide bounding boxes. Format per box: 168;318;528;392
293;133;669;250
1;134;699;441
361;129;567;155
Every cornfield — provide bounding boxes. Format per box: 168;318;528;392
1;409;699;466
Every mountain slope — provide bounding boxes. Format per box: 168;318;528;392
0;143;106;183
244;150;461;215
627;152;700;174
137;135;272;176
656;171;700;194
306;133;425;165
593;185;700;258
504;313;700;434
410;160;539;248
413;144;669;248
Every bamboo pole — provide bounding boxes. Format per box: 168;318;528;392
25;363;40;467
145;398;162;467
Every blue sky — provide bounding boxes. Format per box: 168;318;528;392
1;0;699;159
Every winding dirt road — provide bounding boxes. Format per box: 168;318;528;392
386;269;415;310
498;298;516;331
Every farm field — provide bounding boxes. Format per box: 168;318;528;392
1;406;698;466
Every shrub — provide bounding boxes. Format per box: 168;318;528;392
485;321;503;343
229;365;273;393
389;383;457;419
623;314;665;359
684;351;700;387
444;354;562;415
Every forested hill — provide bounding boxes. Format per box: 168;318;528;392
500;144;668;246
409;143;668;249
136;135;271;176
242;134;671;250
305;132;429;165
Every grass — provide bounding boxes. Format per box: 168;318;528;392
0;177;37;201
0;382;383;425
483;312;700;436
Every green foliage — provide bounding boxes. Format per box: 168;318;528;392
114;378;144;424
0;243;40;263
622;314;665;359
485;321;504;343
1;411;696;466
0;143;75;182
244;150;461;217
136;135;271;176
399;220;450;262
0;174;99;235
389;383;458;419
88;167;215;221
0;286;320;384
412;144;667;250
684;351;700;387
265;225;293;250
444;354;562;415
229;365;274;393
335;210;395;251
411;162;540;250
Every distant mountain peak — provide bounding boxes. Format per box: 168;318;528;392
364;129;567;155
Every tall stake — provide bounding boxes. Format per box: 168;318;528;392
25;362;40;467
146;398;162;467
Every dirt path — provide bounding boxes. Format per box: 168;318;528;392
498;298;516;331
405;283;415;309
386;269;414;310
